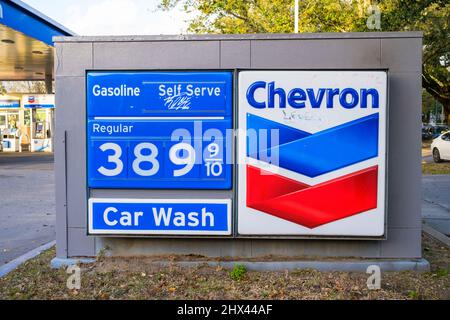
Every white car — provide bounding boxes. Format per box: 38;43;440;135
431;131;450;162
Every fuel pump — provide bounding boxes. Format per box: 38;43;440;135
23;94;55;152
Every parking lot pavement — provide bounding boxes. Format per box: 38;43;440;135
422;155;434;164
0;152;55;265
422;174;450;236
422;144;433;163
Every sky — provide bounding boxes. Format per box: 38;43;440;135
22;0;194;36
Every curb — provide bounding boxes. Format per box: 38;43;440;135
0;241;56;278
423;197;450;211
50;257;96;269
49;256;429;272
423;222;450;247
148;259;430;272
4;246;431;273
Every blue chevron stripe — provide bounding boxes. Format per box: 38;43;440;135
247;113;379;177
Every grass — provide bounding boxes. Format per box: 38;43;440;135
229;264;247;281
0;233;448;300
422;162;450;175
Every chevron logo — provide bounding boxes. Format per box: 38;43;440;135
247;113;379;177
238;70;387;236
245;113;379;228
247;164;378;228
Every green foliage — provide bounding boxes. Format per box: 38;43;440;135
160;0;450;121
435;266;450;277
1;81;48;94
422;162;450;175
161;0;295;34
97;245;111;260
407;289;420;299
423;89;445;122
229;264;247;281
160;1;447;34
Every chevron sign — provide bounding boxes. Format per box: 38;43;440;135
238;71;387;237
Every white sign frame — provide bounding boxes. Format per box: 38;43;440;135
88;198;232;236
236;70;388;238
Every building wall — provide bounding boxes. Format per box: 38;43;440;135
54;33;423;259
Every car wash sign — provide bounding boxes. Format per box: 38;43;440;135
238;71;387;237
86;71;232;236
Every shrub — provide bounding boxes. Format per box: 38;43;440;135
229;264;247;281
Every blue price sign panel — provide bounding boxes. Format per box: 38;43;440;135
88;198;231;235
86;71;233;189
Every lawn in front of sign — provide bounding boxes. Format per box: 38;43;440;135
0;233;448;300
422;162;450;175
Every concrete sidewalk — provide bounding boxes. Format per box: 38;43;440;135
422;174;450;236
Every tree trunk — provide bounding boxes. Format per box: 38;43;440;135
422;73;450;124
443;101;450;125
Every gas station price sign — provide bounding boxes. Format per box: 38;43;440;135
86;71;233;190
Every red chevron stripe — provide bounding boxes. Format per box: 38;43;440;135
247;165;378;228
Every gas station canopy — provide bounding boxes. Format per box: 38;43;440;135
0;0;74;81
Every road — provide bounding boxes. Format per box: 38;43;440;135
422;174;450;235
421;144;450;235
0;152;55;265
422;155;434;164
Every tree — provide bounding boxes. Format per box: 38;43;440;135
0;81;47;94
379;1;449;121
0;83;6;95
160;0;450;121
